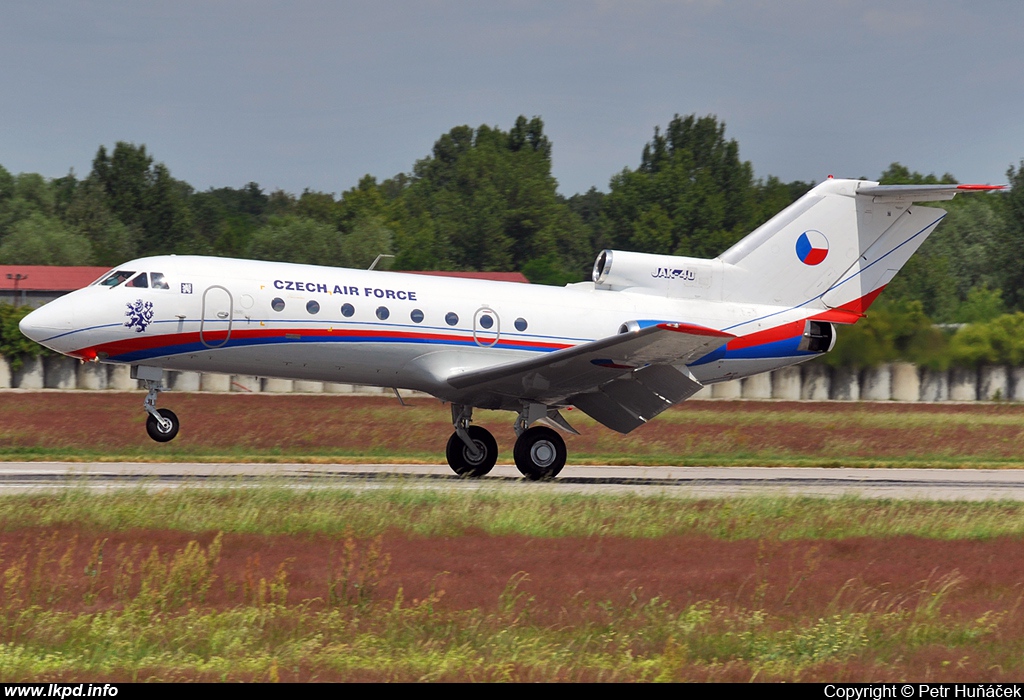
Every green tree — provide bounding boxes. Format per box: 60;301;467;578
90;143;194;256
823;300;948;369
0;302;49;370
998;161;1024;310
392;117;588;274
602;114;759;258
0;213;94;265
247;215;345;266
343;216;393;269
949;313;1024;367
63;177;137;266
878;162;957;185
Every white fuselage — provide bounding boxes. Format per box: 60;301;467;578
21;255;829;410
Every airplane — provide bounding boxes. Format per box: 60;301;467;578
18;177;1004;479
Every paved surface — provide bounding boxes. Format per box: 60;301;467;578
3;462;1024;500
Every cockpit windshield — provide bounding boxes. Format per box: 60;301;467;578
98;270;136;288
125;273;148;288
95;270;170;289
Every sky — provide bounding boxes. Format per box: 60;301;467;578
1;1;1021;198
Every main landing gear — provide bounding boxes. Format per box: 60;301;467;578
445;403;569;481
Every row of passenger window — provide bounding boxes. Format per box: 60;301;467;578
270;297;528;331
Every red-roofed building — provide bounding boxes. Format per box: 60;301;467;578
0;266;111;306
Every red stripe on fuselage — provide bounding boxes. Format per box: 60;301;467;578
73;326;574;359
727;286;888;349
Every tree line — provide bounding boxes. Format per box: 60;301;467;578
1;113;1022;328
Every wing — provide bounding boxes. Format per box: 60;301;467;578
447;322;734;433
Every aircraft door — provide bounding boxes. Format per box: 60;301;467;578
473;307;500;347
200;285;233;348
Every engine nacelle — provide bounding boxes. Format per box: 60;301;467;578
592;249;721;299
798;320;836;354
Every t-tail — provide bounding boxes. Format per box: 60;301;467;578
592;178;1004;322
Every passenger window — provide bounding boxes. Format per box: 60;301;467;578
271;298;285;312
445;312;459;326
376;306;390;320
126;273;148;288
341;303;355;317
306;300;320;314
150;272;169;290
479;314;494;329
100;270;135;287
514;318;528;331
410;309;424;323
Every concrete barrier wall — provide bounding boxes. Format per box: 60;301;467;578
7;356;1024;402
800;365;830;400
13;357;44;389
771;367;801;400
830;367;860;401
860;365;891;401
890;362;919;402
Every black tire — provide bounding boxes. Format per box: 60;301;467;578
146;408;180;443
513;426;566;481
445;425;498;477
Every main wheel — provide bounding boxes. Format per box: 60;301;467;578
513;426;566;481
445;426;498;477
146;408;180;443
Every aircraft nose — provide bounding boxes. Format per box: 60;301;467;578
18;299;74;345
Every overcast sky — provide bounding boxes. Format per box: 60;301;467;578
1;1;1021;197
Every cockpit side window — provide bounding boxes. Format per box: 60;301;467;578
150;272;169;290
99;270;135;288
125;272;149;288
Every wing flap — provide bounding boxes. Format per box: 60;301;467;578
570;364;704;434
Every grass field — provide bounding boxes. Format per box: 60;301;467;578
1;488;1024;681
3;392;1024;467
3;394;1024;681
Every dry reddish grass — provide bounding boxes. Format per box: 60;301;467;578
3;527;1022;617
2;392;1024;463
3;526;1024;681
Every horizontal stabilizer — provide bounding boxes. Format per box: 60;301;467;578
446;322;732;407
856;183;1004;202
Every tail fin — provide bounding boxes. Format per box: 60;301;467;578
718;179;1001;316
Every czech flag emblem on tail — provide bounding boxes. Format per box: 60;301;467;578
795;230;829;266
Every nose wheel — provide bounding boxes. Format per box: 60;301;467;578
141;376;180;443
513;426;566;481
146;408;180;442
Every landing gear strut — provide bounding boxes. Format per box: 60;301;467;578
445;404;497;477
139;372;180;443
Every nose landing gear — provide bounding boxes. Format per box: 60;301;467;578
134;366;180;443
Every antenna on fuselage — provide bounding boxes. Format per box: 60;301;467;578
368;254;395;271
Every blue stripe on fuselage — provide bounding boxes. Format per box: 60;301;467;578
107;332;561;363
690;334;814;365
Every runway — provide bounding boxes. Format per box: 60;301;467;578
2;462;1024;500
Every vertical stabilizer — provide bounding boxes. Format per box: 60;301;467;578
716;179;996;315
